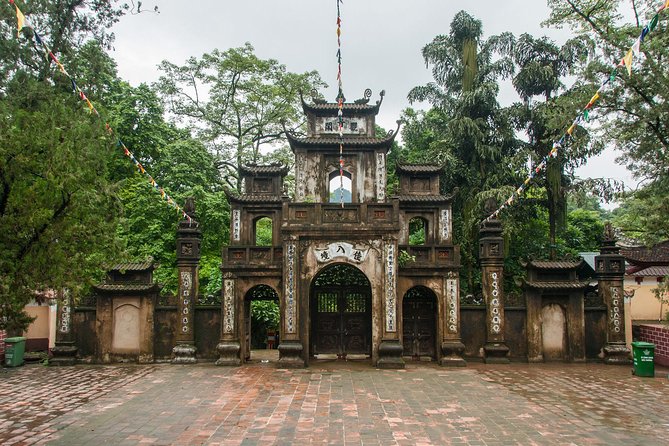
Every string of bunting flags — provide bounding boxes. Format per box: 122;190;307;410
483;0;669;224
8;0;194;224
336;0;345;207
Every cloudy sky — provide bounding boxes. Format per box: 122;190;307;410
110;0;637;196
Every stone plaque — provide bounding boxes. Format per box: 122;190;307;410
112;298;140;352
323;208;358;223
314;242;369;264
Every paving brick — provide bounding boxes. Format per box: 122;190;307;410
1;361;669;445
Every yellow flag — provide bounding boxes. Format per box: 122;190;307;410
665;0;669;9
566;124;576;136
589;92;600;106
16;6;26;37
623;49;634;76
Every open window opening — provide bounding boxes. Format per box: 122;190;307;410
329;170;352;203
254;217;273;246
409;217;427;245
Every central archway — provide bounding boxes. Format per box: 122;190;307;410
310;263;372;358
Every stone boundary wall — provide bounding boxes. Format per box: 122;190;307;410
0;329;5;360
636;324;669;366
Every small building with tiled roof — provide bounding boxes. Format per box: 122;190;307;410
621;240;669;321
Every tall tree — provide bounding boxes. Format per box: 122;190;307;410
507;33;596;258
405;11;520;292
156;43;324;191
545;0;669;240
0;77;120;332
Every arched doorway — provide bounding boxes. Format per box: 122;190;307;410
402;287;437;360
243;285;280;362
310;264;372;358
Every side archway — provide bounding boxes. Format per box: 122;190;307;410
402;286;437;360
242;284;280;362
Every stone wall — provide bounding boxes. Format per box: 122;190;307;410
73;308;97;358
636;324;669;366
153;306;220;361
585;308;607;359
0;329;5;360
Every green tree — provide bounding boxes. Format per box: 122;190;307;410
507;33;598;258
405;11;521;292
0;78;120;332
545;0;669;240
0;1;138;331
612;183;669;244
0;0;129;87
156;43;324;191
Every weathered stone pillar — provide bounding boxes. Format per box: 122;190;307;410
480;217;510;363
50;289;78;366
597;223;631;365
172;198;201;364
216;272;241;365
277;237;305;367
440;271;466;366
377;237;405;369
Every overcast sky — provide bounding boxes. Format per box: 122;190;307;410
110;0;637;198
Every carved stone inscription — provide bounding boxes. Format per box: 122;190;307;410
610;285;622;334
295;153;305;201
285;242;296;334
323;208;358;223
446;274;459;334
376;152;386;201
385;242;397;332
440;209;451;242
489;271;502;335
314;242;368;264
180;271;193;334
232;209;241;242
59;303;71;334
223;279;235;334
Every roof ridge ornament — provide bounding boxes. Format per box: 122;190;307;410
354;88;373;104
310;89;327;104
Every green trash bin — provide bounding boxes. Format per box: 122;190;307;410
631;341;655;377
4;337;26;367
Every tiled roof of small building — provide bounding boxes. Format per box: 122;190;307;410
395;163;444;174
224;192;284;203
525;260;584;270
239;164;289;176
94;283;159;292
626;265;669;276
621;240;669;264
107;261;156;272
523;280;591;290
396;195;454;203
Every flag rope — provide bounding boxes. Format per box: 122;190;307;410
336;0;345;207
483;0;669;224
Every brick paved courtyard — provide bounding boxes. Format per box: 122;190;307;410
1;360;668;445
